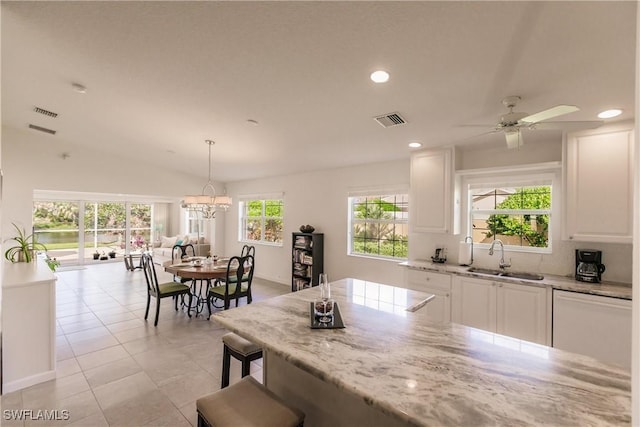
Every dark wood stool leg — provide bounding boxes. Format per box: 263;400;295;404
197;411;210;427
221;345;231;388
241;358;251;378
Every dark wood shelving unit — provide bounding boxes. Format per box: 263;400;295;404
291;232;324;292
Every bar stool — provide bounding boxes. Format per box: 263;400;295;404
196;376;305;427
221;332;263;388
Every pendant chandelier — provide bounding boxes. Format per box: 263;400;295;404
181;140;232;219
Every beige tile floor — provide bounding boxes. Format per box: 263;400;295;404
0;261;289;426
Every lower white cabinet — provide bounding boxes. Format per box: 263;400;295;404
2;260;57;393
553;290;631;370
405;269;451;323
451;276;549;345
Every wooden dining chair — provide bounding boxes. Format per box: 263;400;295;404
223;246;254;287
172;243;196;283
141;253;193;326
241;244;255;257
207;254;255;314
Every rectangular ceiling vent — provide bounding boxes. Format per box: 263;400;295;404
374;112;407;128
33;106;58;118
28;124;57;135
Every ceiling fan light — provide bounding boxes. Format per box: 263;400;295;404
597;109;622;119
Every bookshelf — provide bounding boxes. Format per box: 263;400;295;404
291;232;324;292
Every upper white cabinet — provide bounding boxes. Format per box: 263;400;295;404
409;147;460;234
563;122;634;243
451;275;550;345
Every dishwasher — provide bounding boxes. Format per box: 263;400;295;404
552;289;631;370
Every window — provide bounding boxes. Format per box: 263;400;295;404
348;193;408;260
469;181;552;252
239;198;284;245
185;210;204;237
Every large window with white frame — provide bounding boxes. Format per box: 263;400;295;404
239;198;284;245
466;173;553;253
348;193;408;260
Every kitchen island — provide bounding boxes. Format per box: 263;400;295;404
212;278;630;426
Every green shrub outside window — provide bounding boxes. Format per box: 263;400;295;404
349;194;408;260
240;199;284;244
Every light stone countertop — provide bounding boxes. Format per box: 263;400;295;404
213;278;630;426
400;259;632;300
3;258;57;288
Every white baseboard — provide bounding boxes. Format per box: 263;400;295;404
3;369;56;394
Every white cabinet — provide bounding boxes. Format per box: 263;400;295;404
553;290;631;370
563;122;634;243
2;260;57;393
405;269;451;323
451;276;496;332
496;281;549;345
409;148;459;234
451;276;549;345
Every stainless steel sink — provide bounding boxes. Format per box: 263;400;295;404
500;271;544;281
466;267;544;281
466;267;502;276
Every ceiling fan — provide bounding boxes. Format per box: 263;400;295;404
465;96;603;149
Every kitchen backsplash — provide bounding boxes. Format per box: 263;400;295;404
410;232;632;284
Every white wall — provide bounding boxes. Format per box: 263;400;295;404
225;159;410;287
1;126;226;250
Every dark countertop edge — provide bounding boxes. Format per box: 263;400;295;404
399;260;632;300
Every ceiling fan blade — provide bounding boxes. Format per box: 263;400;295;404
529;120;604;131
457;124;497;128
505;130;522;149
520;105;580;124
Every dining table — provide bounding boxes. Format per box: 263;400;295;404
164;258;234;315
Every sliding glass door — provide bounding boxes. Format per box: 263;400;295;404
33;201;80;264
33;200;154;265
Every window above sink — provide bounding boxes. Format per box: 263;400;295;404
459;164;560;255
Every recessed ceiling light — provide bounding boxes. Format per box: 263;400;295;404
597;109;622;119
370;70;390;83
408;142;422;148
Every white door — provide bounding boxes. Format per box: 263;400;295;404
553;290;631;370
451;276;496;332
563;124;633;243
496;282;548;345
422;287;451;323
409;148;452;233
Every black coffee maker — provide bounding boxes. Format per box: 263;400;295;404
575;249;605;283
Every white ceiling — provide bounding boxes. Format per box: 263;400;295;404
2;1;636;182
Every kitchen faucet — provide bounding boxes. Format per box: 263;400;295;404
489;239;511;269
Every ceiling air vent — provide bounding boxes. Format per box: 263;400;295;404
374;112;407;128
33;106;58;118
28;124;57;135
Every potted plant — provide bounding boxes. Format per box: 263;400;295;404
108;248;116;259
93;250;100;260
4;222;47;263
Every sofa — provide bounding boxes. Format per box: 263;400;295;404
152;235;210;264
